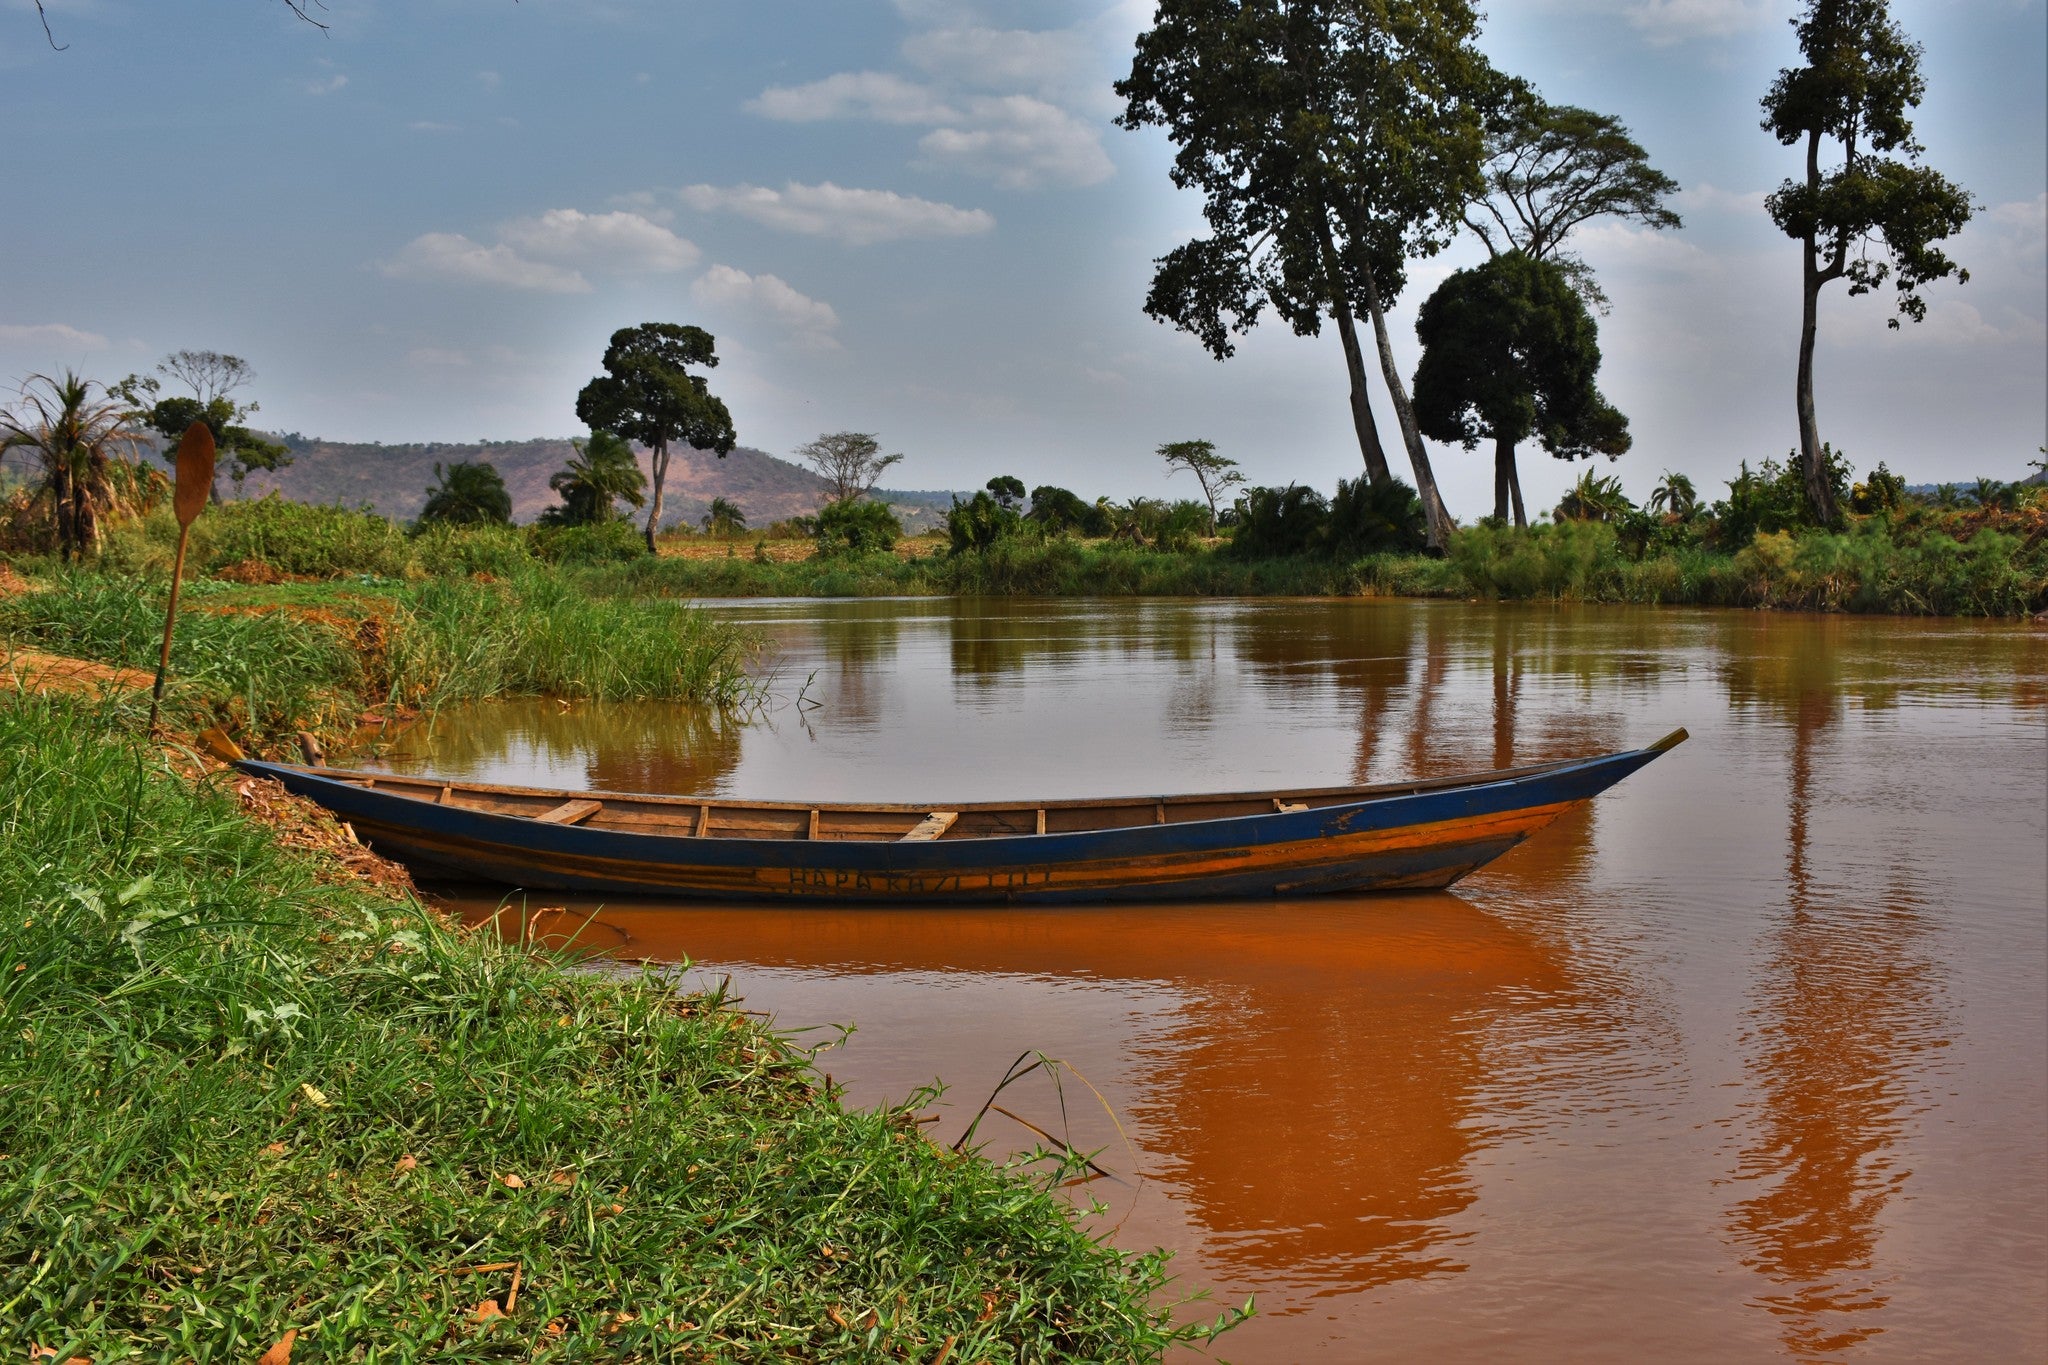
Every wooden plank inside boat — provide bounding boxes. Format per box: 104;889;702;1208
534;798;603;826
900;811;959;842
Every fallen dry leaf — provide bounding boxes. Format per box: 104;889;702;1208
471;1299;504;1323
394;1154;418;1174
255;1328;298;1365
299;1083;331;1109
499;1173;526;1189
261;1142;288;1157
548;1170;574;1187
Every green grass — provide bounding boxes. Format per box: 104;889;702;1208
0;694;1237;1361
0;568;764;753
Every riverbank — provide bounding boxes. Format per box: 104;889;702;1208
0;692;1236;1360
46;493;2048;617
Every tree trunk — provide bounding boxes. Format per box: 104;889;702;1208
643;441;670;553
1795;129;1841;528
1508;457;1526;529
1314;212;1394;486
1493;436;1514;523
1358;265;1454;550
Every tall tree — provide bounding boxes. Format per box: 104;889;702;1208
0;372;145;561
114;350;291;501
1762;0;1973;526
1463;90;1683;311
1412;253;1631;526
795;432;903;504
419;460;512;527
574;324;735;551
1118;0;1496;550
1156;439;1245;535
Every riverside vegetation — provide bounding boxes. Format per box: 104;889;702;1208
0;692;1238;1360
14;454;2033;625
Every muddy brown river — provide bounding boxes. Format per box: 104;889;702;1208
376;599;2047;1362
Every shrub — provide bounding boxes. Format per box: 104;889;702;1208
1228;485;1328;558
815;497;902;555
1026;485;1094;535
529;519;647;565
407;521;535;578
1328;477;1426;557
946;490;1022;553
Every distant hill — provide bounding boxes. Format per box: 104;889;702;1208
226;436;962;533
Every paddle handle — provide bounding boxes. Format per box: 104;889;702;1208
147;524;192;737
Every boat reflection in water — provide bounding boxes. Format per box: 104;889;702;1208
443;889;1573;1324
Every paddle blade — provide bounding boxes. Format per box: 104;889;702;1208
173;421;217;527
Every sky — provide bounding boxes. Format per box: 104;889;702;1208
2;0;2043;517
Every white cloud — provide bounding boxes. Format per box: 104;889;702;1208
0;322;109;350
475;70;502;90
498;209;699;273
901;26;1090;98
918;96;1113;190
748;71;956;125
1627;0;1777;44
747;16;1118;193
407;347;469;367
1678;183;1769;216
691;265;841;349
1830;298;2047;350
677;181;994;245
410;120;460;133
1987;193;2047;262
377;234;591;293
303;73;348;95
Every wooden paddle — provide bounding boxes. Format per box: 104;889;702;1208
147;421;215;737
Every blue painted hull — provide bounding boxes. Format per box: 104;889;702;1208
240;732;1682;905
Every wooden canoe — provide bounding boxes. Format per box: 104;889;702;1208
237;728;1686;904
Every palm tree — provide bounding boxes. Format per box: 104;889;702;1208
701;497;746;536
0;372;143;561
1649;471;1698;519
541;431;646;527
1969;477;2009;511
1555;468;1631;524
419;460;513;526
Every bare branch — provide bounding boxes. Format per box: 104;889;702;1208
33;1;66;49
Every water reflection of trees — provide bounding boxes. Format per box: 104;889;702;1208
1227;603;1649;787
945;600;1221;689
1719;622;1950;1357
381;699;744;796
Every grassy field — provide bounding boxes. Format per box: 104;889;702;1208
0;693;1239;1361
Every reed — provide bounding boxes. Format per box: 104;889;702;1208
0;694;1234;1359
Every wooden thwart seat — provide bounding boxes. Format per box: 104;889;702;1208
899;811;959;842
534;798;604;826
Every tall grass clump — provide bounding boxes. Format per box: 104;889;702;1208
392;570;763;707
0;694;1233;1360
100;497;413;580
0;571;368;737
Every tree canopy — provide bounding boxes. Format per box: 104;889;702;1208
796;432;903;504
575;324;734;551
1464;90;1682;310
114;351;290;500
1761;0;1973;524
1156;439;1244;536
1413;253;1630;525
1117;0;1496;548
